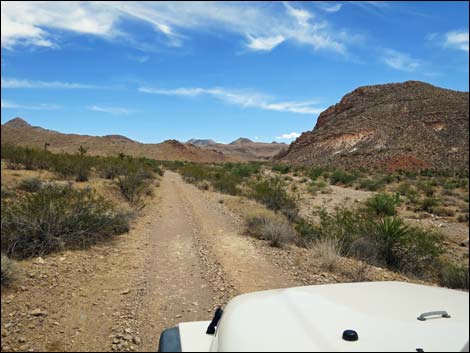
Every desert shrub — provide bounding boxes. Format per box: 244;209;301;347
294;218;319;245
197;181;210;190
457;214;469;223
115;170;151;205
271;164;291;174
365;193;399;216
251;178;298;220
438;261;469;289
179;164;211;183
1;186;16;199
232;163;260;178
52;156;78;179
98;161;121;180
311;237;343;271
330;169;357;186
75;158;92;182
17;178;42;192
417;181;435;197
420;197;440;212
310;207;444;277
244;211;296;248
396;182;419;203
1;254;17;285
1;185;130;259
308;167;325;181
371;218;444;275
212;173;241;195
358;178;385;191
432;207;455;217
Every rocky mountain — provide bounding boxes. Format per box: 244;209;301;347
278;81;469;171
186;139;217;146
187;137;286;161
1;118;230;163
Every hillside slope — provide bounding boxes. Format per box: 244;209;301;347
1;118;230;163
278;81;469;171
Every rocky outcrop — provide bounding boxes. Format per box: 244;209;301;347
279;81;469;171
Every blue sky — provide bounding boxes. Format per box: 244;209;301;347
1;1;468;143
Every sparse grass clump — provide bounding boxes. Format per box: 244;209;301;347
1;184;130;259
1;254;17;286
17;177;42;192
311;237;343;271
244;211;296;248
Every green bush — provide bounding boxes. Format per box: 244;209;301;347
271;164;291;174
212;173;241;195
115;170;152;205
1;185;130;259
17;178;42;192
358;178;385;191
365;193;399;216
330;169;357;186
421;197;440;213
396;182;419;203
308;167;325;181
438;261;469;289
251;178;298;220
371;218;444;275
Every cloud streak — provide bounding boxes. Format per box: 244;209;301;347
381;48;421;72
87;105;135;115
1;99;60;110
1;77;109;89
139;86;324;115
1;2;352;55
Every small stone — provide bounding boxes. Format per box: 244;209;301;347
30;309;47;317
36;257;45;264
132;336;141;345
123;334;132;341
121;289;131;295
18;337;27;343
175;314;182;319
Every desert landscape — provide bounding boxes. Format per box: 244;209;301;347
1;79;469;351
1;1;469;352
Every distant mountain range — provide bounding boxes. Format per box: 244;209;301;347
186;137;286;160
1;118;286;162
277;81;469;171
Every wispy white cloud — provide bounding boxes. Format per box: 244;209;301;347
276;132;301;140
381;48;422;72
1;2;353;55
127;54;150;63
1;77;108;89
1;99;60;110
314;2;343;13
246;35;285;51
87;105;134;115
139;86;324;115
444;31;469;53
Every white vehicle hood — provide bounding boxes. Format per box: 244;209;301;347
209;282;469;352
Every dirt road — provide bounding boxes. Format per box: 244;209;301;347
1;171;296;352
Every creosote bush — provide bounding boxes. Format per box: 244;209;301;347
365;193;399;217
1;184;130;259
17;177;42;192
